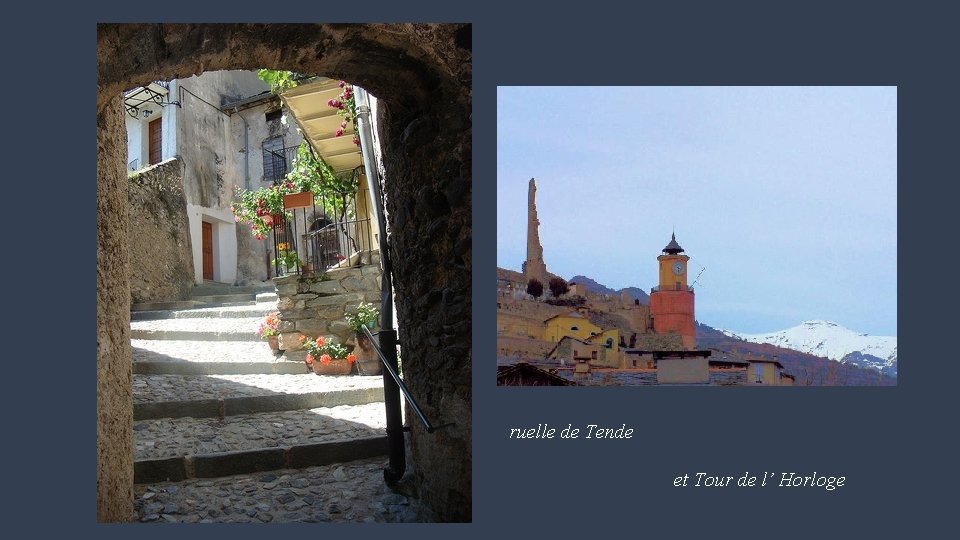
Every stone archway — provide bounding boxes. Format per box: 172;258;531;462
97;23;471;522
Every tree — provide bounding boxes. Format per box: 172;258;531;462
526;279;544;299
548;277;570;298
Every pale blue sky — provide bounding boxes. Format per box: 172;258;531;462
496;86;897;336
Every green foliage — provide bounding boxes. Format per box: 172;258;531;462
284;140;358;219
272;242;300;271
257;69;301;93
548;277;570;298
345;302;380;332
526;279;544;299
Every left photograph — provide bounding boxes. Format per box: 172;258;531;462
97;23;471;523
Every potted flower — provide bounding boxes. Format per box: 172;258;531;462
257;312;282;353
272;242;300;274
345;302;380;375
302;335;356;376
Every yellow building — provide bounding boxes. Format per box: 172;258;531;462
543;311;602;342
547;335;621;368
748;358;789;385
587;328;620;351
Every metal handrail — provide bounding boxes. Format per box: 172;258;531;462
361;325;434;433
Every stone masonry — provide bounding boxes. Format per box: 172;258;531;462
523;178;548;285
273;253;382;353
127;158;194;304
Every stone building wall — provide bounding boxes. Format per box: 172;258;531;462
634;332;684;351
497;336;557;362
127;157;194;304
97;95;133;522
273;253;382;353
710;368;748;386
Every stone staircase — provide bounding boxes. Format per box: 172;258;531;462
128;285;423;523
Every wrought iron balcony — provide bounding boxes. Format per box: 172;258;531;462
269;192;375;278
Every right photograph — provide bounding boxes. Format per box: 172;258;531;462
496;86;897;387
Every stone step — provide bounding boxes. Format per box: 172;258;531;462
131;317;265;341
134;404;388;483
133;372;383;410
133;457;427;523
131;302;278;322
132;339;314;374
132;300;203;312
190;293;261;304
134;339;281;363
135;361;314;375
256;292;279;303
190;283;276;297
134;388;384;420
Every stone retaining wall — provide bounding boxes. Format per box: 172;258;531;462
274;253;382;352
127;158;194;304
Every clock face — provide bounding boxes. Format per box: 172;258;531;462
672;261;685;275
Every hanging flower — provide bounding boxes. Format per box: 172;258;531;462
328;81;358;149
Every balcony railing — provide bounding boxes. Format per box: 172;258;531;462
269;191;374;278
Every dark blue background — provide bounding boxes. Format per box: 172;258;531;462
10;1;956;537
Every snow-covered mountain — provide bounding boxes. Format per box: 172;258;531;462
721;320;897;377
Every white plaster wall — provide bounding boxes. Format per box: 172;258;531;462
186;203;239;284
174;71;274;283
124;85;177;170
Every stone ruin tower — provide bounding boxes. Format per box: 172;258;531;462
522;178;549;286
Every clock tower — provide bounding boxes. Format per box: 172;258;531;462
649;233;696;349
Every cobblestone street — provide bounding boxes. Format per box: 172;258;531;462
130;298;426;523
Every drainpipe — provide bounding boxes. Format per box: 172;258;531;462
355;86;404;484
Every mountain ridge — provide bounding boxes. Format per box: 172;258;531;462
569;274;650;305
720;320;897;377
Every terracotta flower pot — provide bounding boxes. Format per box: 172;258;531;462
312;357;354;376
283;191;314;210
354;332;381;375
266;335;282;355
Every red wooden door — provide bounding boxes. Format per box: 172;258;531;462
148;118;162;165
202;222;213;281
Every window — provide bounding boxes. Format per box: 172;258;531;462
755;364;763;383
265;109;283;122
262;137;287;182
571;326;579;331
591;351;597;359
